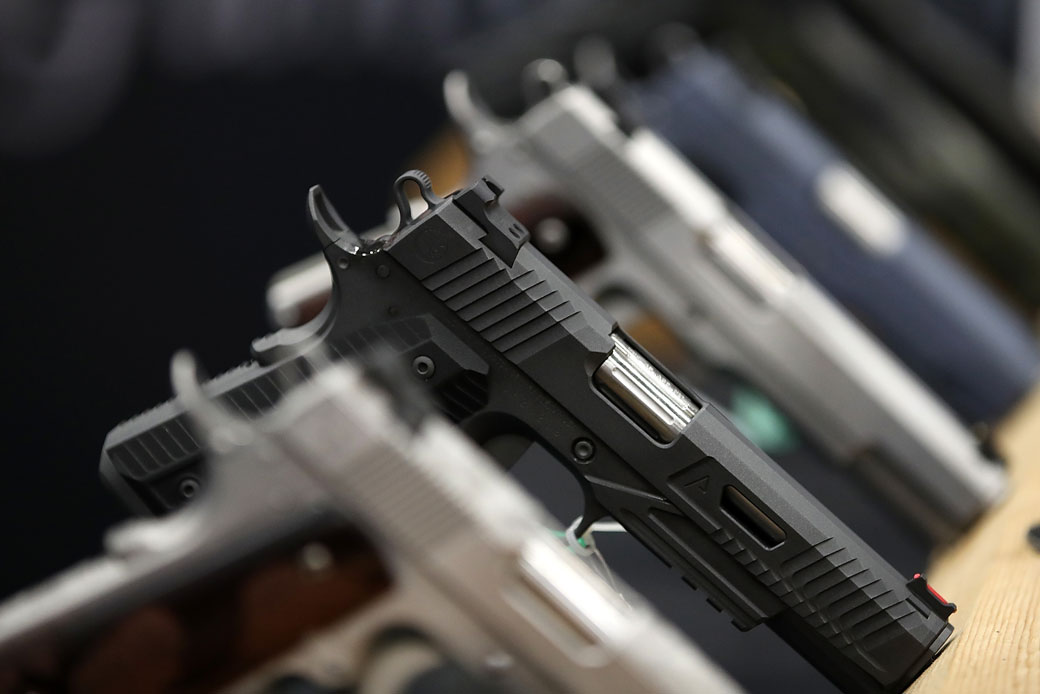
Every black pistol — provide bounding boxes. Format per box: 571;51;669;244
101;171;955;693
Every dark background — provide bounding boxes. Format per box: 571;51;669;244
0;65;444;595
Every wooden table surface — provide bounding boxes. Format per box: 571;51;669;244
908;388;1040;693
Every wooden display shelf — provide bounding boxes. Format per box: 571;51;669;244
908;388;1040;693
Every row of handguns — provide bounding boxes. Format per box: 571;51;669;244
2;5;1038;693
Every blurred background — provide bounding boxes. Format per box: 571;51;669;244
2;1;1039;692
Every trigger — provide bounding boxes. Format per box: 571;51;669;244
576;494;609;536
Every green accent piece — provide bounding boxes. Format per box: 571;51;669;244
729;385;799;455
551;529;588;549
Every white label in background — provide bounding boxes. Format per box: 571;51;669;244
816;165;908;256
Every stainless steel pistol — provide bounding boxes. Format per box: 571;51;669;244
1;356;740;693
441;63;1005;543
